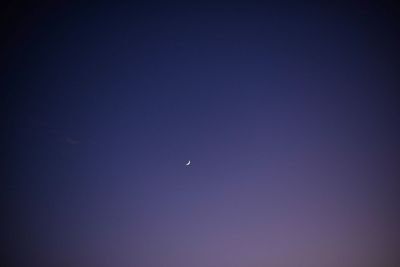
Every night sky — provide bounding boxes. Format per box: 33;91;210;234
2;2;399;267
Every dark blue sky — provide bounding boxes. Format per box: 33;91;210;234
3;2;399;266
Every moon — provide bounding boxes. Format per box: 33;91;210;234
186;160;191;166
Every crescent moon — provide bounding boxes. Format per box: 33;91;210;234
186;160;191;166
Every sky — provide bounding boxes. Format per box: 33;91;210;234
2;2;399;267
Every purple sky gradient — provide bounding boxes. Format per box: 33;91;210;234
2;2;399;267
